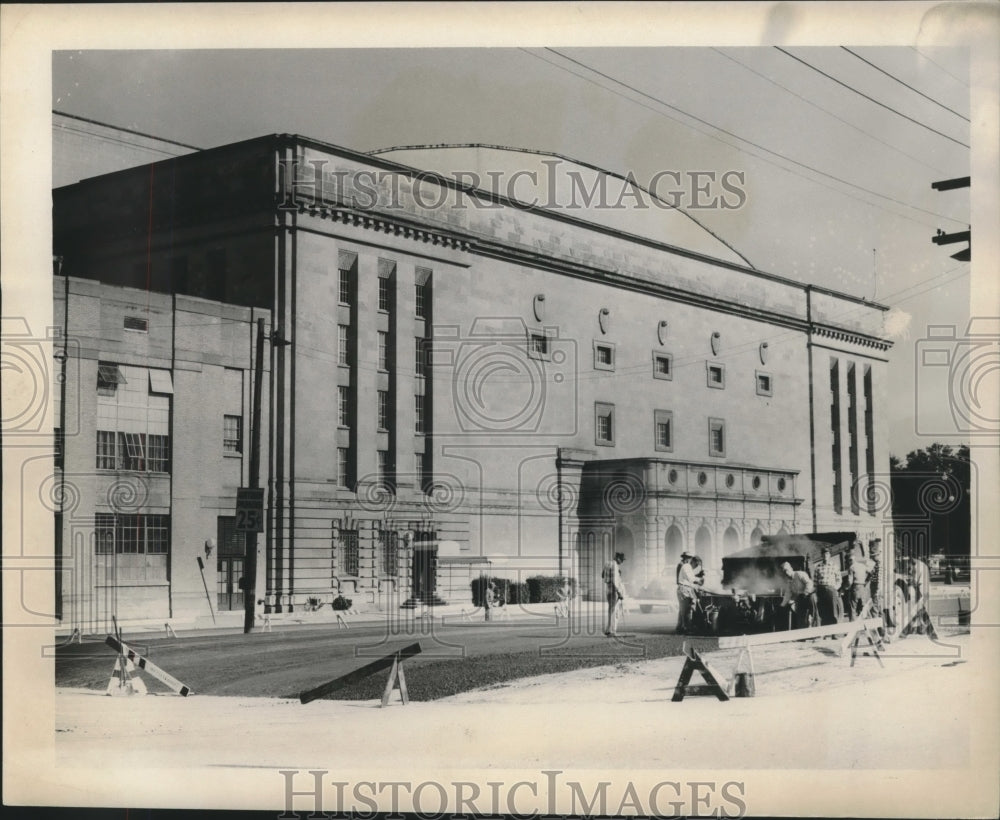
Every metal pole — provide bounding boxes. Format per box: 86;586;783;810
244;317;266;633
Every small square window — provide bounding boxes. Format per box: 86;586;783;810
653;352;673;380
709;417;726;457
527;330;553;361
756;371;773;397
595;402;615;446
594;342;615;371
707;363;725;389
654;410;673;452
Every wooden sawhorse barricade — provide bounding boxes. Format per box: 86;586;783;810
673;617;884;701
299;642;422;707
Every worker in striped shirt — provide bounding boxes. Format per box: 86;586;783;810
813;546;843;625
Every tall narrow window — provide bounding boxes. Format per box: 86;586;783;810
416;451;429;491
415;282;427;318
830;359;842;514
415;338;427;377
708;418;726;457
654;409;673;452
338;253;355;306
415;394;426;434
595;402;615;446
337;447;349;488
338;325;350;365
377;449;389;485
339;530;360;577
378;277;390;312
864;365;876;515
223;415;242;453
338;386;350;428
378;331;389;372
847;363;860;515
379;530;399;576
95;513;115;554
377;390;389;431
96;430;118;470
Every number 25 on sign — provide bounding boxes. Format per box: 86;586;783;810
235;488;264;533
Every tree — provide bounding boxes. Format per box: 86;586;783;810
889;443;970;558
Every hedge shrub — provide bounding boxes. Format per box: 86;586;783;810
526;575;577;603
471;575;575;605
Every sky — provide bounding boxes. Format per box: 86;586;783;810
51;46;974;458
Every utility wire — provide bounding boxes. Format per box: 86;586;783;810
840;47;970;122
538;47;967;226
712;48;951;174
774;47;969;148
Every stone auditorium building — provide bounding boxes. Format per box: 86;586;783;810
51;123;894;628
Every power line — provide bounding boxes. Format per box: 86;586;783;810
712;48;951;175
840;47;970;122
537;48;967;227
774;47;969;148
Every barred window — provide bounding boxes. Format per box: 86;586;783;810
379;530;399;576
340;530;360;576
223;415;242;453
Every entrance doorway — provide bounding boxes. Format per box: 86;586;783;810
217;516;246;611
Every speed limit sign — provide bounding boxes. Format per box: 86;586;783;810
235;488;264;532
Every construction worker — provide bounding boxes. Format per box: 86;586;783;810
603;552;626;636
675;551;698;634
780;561;816;629
846;553;871;620
813;546;843;625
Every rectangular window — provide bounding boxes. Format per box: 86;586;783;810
377;331;389;371
756;371;772;396
379;530;399;576
417;451;429;491
378;277;391;312
95;513;115;554
707;363;725;389
122;432;146;471
338;254;355;306
124;316;148;333
415;281;427;318
223;415;242;454
830;359;842;514
864;365;876;515
145;515;170;554
338;325;350;366
97;362;126;394
338;386;350;428
96;430;118;470
117;514;143;554
709;418;726;457
218;516;246;556
337;447;349;488
654;409;673;452
146;434;170;473
595;402;615;446
415;338;427;377
340;530;360;577
415;394;426;434
529;332;551;361
377;449;389;484
653;352;673;380
377;390;389;431
54;427;64;469
594;342;615;371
